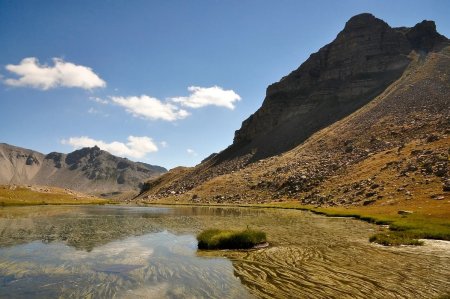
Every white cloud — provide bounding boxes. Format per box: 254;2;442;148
87;107;98;114
87;107;108;117
160;141;168;148
171;86;241;109
111;95;189;121
62;136;158;159
89;96;108;104
3;57;106;90
186;148;198;156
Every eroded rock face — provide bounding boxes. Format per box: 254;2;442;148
231;13;447;161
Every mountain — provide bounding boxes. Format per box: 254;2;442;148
0;143;167;195
139;13;449;205
230;14;446;161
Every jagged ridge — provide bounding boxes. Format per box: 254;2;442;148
0;144;167;195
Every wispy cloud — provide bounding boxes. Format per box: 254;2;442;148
111;95;189;122
89;96;108;104
3;57;106;90
160;141;168;148
62;136;158;159
87;107;99;114
172;86;241;109
87;107;108;117
186;148;198;156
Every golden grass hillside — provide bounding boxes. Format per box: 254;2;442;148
0;185;107;206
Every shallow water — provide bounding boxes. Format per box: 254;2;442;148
0;205;448;298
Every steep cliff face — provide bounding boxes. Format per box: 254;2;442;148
230;13;447;161
0;144;167;194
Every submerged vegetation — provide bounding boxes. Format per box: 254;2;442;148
197;228;267;250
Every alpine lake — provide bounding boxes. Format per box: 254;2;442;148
0;205;448;298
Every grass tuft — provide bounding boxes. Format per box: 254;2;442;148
197;228;267;250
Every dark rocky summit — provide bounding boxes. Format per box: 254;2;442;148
0;143;167;195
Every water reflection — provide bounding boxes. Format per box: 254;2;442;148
0;205;449;298
0;229;252;298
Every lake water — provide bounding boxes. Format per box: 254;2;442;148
0;205;448;298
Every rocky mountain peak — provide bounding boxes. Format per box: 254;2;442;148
65;146;103;165
226;14;448;163
406;20;448;52
342;13;388;32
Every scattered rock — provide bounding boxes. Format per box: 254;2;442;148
366;191;377;198
363;199;376;206
398;210;413;215
426;134;439;143
443;180;450;192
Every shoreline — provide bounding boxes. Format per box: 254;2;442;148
1;198;449;246
137;200;450;246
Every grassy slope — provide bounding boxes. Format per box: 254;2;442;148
0;185;108;206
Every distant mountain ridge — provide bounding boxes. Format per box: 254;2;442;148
0;143;167;194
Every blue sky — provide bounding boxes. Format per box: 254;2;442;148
1;0;449;169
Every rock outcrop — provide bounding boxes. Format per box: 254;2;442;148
0;143;167;195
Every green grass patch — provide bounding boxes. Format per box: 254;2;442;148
197;228;267;250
